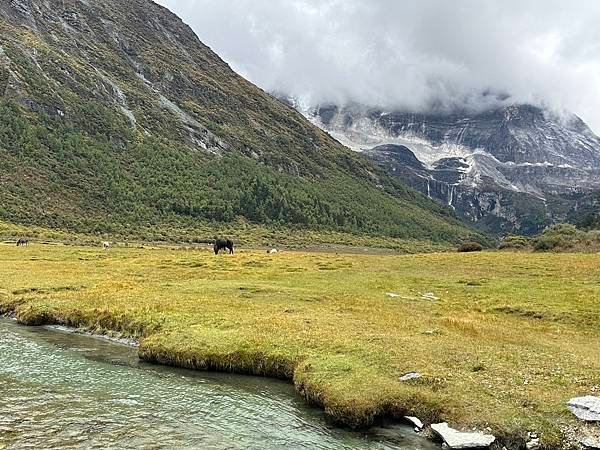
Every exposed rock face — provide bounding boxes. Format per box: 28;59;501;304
0;0;233;154
290;101;600;235
567;396;600;422
430;422;495;449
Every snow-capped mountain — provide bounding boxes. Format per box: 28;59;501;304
289;101;600;234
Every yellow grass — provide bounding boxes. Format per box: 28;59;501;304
1;243;599;448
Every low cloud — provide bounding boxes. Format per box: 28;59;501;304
156;0;600;133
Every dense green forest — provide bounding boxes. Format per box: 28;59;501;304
0;100;483;244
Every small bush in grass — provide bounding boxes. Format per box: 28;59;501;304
458;242;483;253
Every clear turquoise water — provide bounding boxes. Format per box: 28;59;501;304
0;320;437;449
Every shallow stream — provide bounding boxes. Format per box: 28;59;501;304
0;319;437;449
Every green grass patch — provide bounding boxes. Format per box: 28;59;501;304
0;244;598;448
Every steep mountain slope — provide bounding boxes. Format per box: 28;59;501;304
0;0;482;243
297;102;600;234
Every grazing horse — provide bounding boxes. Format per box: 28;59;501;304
103;241;111;251
214;239;234;255
16;238;29;247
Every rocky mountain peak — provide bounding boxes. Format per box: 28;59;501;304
291;99;600;234
502;104;544;125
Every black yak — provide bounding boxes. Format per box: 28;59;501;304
214;239;234;255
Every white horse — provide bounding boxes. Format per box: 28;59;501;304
103;241;111;251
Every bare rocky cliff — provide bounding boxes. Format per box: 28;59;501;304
294;101;600;234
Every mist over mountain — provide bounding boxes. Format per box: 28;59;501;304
157;0;600;134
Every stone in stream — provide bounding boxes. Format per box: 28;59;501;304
399;372;422;382
567;396;600;422
404;416;424;430
430;422;495;449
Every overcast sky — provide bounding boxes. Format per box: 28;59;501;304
156;0;600;133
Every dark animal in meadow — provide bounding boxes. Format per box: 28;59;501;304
214;239;234;255
16;238;29;247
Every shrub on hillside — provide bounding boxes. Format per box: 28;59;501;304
533;224;580;251
497;224;600;253
458;242;484;253
499;235;530;250
546;223;578;236
577;213;600;230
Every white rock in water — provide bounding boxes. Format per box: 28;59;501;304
567;396;600;421
404;416;424;430
399;372;422;382
431;423;495;449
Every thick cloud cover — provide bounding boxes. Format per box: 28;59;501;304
156;0;600;133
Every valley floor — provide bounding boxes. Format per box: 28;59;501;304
0;244;599;448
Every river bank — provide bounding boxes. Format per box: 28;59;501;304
1;244;599;448
0;319;436;449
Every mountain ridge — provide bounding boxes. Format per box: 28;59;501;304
0;0;483;244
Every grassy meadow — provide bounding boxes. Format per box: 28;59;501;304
0;243;599;448
0;219;456;253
